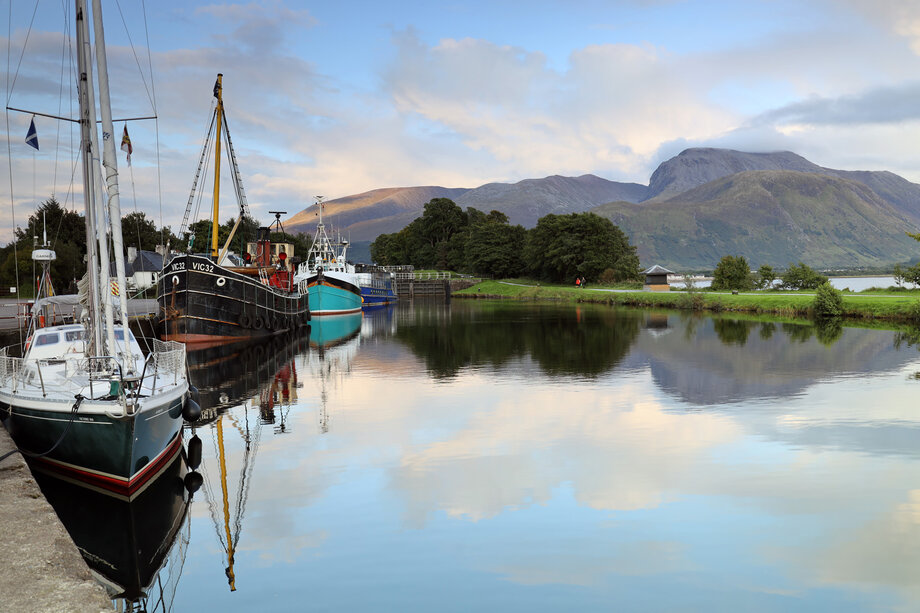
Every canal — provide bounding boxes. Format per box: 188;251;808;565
31;301;920;611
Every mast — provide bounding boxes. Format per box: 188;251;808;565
74;0;103;356
211;74;224;260
217;417;236;591
90;0;132;364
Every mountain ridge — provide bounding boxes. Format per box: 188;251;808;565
283;148;920;269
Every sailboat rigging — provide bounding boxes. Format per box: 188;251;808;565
0;0;196;497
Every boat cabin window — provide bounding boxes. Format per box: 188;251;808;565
35;333;59;346
64;331;82;342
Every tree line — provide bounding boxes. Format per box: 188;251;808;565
0;198;311;295
710;255;829;291
370;198;641;283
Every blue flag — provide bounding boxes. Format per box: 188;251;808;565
25;117;39;150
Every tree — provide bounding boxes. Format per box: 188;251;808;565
122;211;160;252
757;264;776;290
781;262;828;290
894;263;904;288
523;213;639;283
465;209;526;277
1;198;87;295
711;255;753;291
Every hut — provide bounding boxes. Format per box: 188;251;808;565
642;264;673;291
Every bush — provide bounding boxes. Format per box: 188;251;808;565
813;281;842;317
598;268;617;284
908;300;920;323
781;261;828;290
680;291;706;310
711;255;754;291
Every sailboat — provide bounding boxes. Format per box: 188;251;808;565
293;196;363;315
158;75;310;343
0;0;194;498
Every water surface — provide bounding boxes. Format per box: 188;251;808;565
42;302;920;611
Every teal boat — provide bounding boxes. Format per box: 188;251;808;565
309;312;362;348
294;197;362;316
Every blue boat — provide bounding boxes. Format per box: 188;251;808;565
294;197;362;316
356;268;398;308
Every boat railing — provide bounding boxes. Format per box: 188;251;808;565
0;347;22;387
393;271;454;280
0;341;186;398
150;339;186;385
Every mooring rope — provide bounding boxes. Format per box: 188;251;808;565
0;394;85;463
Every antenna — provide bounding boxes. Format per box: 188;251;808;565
268;211;287;234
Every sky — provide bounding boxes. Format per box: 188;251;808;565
4;0;920;238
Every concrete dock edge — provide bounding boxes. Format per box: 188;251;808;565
0;423;112;613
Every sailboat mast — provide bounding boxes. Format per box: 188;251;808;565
90;0;132;361
74;0;103;356
211;74;224;260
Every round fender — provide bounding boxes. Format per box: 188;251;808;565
184;471;203;495
182;398;201;422
239;313;252;329
252;316;264;330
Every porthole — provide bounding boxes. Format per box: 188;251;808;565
216;277;226;287
172;276;179;285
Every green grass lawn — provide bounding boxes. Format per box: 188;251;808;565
455;279;920;323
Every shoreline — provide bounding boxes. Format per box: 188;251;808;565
454;281;920;326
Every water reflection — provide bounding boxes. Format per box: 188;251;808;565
187;330;309;425
308;312;362;434
32;446;193;610
164;303;920;611
641;314;913;405
394;302;642;379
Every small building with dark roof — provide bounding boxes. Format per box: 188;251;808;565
642;264;674;292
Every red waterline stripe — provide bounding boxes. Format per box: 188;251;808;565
35;433;182;497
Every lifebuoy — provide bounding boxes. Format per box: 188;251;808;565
239;313;252;329
252;316;264;330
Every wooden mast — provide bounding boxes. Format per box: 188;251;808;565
211;74;223;259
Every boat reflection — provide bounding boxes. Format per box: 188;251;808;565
309;311;362;350
360;303;397;341
187;329;309;424
31;442;197;610
308;312;362;434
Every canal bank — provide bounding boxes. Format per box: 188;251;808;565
456;280;920;323
0;424;111;612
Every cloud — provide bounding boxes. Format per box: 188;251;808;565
752;82;920;127
383;31;738;182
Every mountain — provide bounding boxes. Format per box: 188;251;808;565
285;186;469;240
643;148;920;226
455;174;647;227
593;170;920;270
644;148;828;201
284;175;646;242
